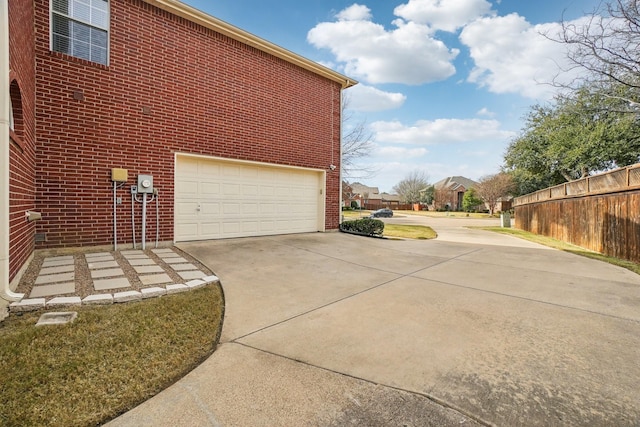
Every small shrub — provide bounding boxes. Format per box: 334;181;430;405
342;206;352;211
340;218;385;236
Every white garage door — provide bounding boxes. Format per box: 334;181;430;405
175;155;325;241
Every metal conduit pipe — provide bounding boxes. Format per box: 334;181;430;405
0;0;24;302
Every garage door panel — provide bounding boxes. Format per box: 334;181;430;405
201;182;221;196
242;203;259;214
223;203;241;215
176;202;198;216
200;222;221;236
200;202;220;215
175;156;324;241
176;223;198;240
243;184;258;196
176;157;199;176
176;180;199;197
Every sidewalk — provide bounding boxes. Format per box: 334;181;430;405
10;246;219;313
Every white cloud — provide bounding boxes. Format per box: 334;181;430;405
345;84;406;112
460;14;587;99
476;107;495;117
371;118;515;145
307;6;459;85
376;146;429;158
394;0;494;32
336;4;372;21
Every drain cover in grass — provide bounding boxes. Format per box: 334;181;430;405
36;312;78;326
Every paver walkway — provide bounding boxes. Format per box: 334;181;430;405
11;247;217;312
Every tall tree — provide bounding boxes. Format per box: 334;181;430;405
341;93;376;179
554;0;640;112
476;173;515;215
393;171;430;204
462;188;483;212
504;86;640;194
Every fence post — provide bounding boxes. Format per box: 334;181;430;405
586;177;589;194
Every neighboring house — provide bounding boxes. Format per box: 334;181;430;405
3;0;355;311
432;176;479;211
380;192;401;207
344;182;380;208
342;182;405;209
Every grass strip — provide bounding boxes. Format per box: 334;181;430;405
0;285;224;427
479;227;640;275
383;224;437;240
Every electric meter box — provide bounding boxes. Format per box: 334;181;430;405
137;174;154;194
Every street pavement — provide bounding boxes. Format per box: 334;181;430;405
108;216;640;426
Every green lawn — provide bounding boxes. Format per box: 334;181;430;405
480;226;640;275
0;285;224;427
383;224;437;239
341;209;496;220
394;210;495;219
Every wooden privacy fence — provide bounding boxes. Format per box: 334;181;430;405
513;163;640;263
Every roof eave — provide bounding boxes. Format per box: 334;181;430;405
142;0;358;89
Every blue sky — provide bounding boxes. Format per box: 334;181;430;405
183;0;601;192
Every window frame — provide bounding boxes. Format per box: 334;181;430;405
50;0;110;66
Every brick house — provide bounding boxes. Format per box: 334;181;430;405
432;176;479;211
2;0;355;310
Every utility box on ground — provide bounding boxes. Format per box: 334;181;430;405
500;212;511;228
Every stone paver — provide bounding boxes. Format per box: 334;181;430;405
169;263;198;271
35;272;75;285
186;279;206;290
132;265;164;274
123;254;150;260
41;259;75;268
91;268;124;279
152;248;175;254
10;298;46;312
85;252;112;258
166;284;189;294
36;311;78;326
85;255;115;262
42;255;73;266
87;260;119;269
127;258;155;266
177;270;206;280
46;296;82;307
93;277;131;291
163;257;188;264
30;282;76;298
120;250;144;255
83;294;114;305
40;264;75;275
114;291;142;303
139;273;172;286
141;287;167;299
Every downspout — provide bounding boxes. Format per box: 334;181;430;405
0;0;24;302
338;83;343;225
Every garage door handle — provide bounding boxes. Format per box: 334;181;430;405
196;204;201;212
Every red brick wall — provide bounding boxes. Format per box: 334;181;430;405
8;0;36;281
33;0;342;248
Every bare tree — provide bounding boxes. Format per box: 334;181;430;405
393;171;430;204
432;187;450;211
554;0;640;110
341;93;377;179
476;173;516;215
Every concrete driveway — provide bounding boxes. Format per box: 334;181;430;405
109;217;640;426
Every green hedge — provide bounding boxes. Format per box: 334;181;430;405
340;218;385;236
